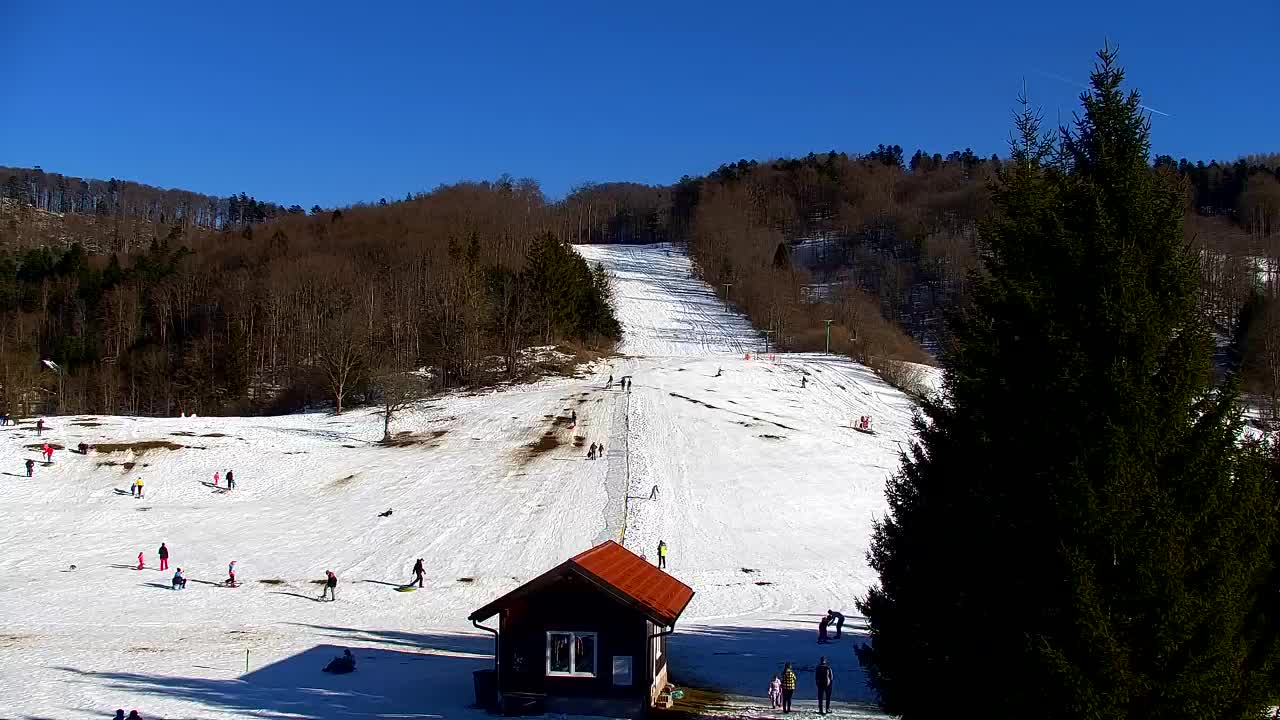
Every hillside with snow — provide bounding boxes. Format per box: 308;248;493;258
0;243;916;719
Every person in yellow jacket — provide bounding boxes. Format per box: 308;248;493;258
134;478;144;499
780;662;797;713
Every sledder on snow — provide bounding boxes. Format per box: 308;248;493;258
322;648;356;674
854;415;875;434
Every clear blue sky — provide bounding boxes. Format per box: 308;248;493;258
2;0;1275;208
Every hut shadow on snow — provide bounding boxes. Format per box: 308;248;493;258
669;622;880;710
54;630;493;719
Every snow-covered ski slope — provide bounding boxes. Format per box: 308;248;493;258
0;243;911;718
576;244;761;356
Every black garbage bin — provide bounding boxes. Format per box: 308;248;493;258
473;668;498;711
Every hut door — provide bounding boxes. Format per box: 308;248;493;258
613;656;633;686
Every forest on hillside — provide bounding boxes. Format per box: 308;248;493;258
1;148;1279;417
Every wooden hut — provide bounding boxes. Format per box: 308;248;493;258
469;540;695;717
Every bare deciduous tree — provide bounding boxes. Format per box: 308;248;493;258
373;370;430;442
321;320;364;415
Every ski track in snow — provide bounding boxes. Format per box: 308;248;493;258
0;243;910;718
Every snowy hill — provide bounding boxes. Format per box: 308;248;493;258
0;243;913;718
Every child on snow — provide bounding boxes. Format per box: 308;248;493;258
769;674;782;709
171;568;186;590
226;560;237;586
136;552;144;570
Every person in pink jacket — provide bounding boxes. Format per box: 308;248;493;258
136;552;144;570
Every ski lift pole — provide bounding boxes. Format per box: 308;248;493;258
823;320;833;354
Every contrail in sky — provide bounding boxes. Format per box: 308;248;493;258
1031;69;1171;117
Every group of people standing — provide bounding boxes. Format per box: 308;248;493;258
769;656;834;714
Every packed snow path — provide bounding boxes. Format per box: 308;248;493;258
0;243;911;718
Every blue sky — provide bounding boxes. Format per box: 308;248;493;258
1;0;1274;208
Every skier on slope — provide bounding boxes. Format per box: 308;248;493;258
411;558;425;588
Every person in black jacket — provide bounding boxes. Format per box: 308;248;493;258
411;558;425;588
826;609;845;639
815;656;833;714
158;542;170;571
24;458;33;477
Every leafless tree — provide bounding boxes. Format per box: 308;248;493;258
321;319;364;415
373;369;430;442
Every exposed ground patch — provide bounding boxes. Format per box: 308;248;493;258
524;431;561;458
97;461;148;471
94;440;186;453
328;474;357;489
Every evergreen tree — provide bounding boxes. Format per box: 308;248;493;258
857;47;1280;720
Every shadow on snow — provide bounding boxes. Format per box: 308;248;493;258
54;629;493;719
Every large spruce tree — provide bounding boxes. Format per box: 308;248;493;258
857;47;1280;719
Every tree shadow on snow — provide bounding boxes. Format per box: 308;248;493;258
283;624;494;656
54;634;492;719
671;622;879;710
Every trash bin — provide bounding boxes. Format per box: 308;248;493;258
473;668;498;711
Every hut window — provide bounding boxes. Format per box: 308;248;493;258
546;631;597;677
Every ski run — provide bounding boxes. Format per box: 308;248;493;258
0;243;923;718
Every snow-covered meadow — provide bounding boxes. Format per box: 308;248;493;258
0;243;918;718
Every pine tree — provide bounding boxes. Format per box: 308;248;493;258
857;46;1280;720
